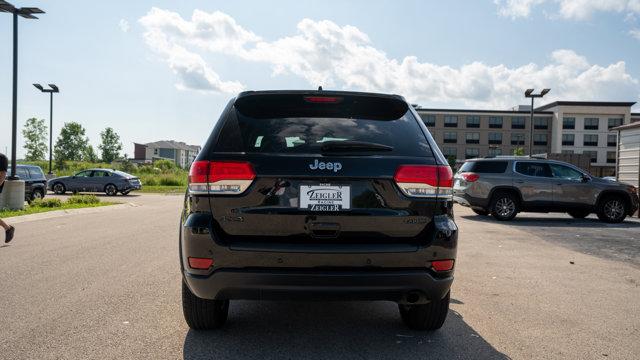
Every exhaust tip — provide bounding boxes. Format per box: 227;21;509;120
406;291;421;304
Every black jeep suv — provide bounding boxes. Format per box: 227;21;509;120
180;90;457;330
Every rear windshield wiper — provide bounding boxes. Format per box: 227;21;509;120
320;140;393;153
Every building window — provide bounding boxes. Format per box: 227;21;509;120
442;147;457;157
608;134;617;147
488;147;502;156
465;148;479;159
444;115;458;128
422;115;436;127
563;117;575;129
533;133;547;146
488;132;502;145
608;118;623;129
607;151;616;164
153;148;158;155
466;116;480;128
466;132;480;144
583;151;597;163
534;117;548;129
584;118;599;130
511;133;525;145
511;117;525;129
443;132;457;143
489;116;503;129
583;134;598;146
562;134;574;146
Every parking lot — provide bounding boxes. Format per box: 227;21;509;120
1;194;639;359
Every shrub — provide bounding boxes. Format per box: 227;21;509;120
154;159;177;171
32;198;63;208
67;194;100;205
159;175;185;186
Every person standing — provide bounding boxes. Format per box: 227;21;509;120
0;153;15;243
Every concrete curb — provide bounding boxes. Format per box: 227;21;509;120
3;202;136;224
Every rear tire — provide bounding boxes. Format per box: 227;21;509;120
490;191;518;221
182;281;229;330
399;291;450;331
596;195;627;223
472;209;489;216
31;188;45;201
568;210;590;219
104;184;118;196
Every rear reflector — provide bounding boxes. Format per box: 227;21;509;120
394;165;453;198
189;161;256;195
188;257;214;270
431;260;454;272
460;172;479;182
303;96;343;103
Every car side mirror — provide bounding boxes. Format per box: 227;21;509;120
581;175;590;183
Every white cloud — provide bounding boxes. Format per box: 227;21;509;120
496;0;640;20
139;8;639;107
630;28;640;39
119;19;130;33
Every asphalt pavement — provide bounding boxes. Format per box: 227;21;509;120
0;193;638;359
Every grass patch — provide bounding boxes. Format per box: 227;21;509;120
139;185;186;194
0;196;116;218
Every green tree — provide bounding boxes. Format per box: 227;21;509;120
54;122;89;162
98;127;122;163
22;118;48;161
513;147;525;156
83;145;99;163
446;155;457;170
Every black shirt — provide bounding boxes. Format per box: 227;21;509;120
0;153;7;172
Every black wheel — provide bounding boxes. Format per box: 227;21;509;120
53;183;66;195
596;196;627;223
472;209;489;216
104;184;118;196
568;210;590;219
399;291;450;331
31;188;45;201
490;191;518;221
182;281;229;330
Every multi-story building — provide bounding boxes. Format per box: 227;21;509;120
133;140;201;168
417;101;636;176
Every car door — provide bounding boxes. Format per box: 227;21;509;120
70;170;92;192
512;161;554;208
549;163;597;207
91;170;111;192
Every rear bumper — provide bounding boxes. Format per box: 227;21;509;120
184;268;453;304
453;191;489;210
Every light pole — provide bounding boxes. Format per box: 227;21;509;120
524;88;550;156
0;1;44;179
34;84;59;175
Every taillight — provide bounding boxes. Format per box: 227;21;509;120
304;96;342;103
431;259;454;272
460;172;479;182
188;257;214;270
394;165;453;198
188;161;256;195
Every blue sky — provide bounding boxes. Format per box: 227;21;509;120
1;0;639;159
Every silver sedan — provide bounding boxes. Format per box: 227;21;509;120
47;168;142;196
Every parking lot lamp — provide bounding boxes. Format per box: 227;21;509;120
524;88;550;156
0;1;44;179
33;84;59;174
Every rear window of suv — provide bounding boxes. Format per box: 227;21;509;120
214;94;434;157
459;160;508;173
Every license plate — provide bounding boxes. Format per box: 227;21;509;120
300;185;350;211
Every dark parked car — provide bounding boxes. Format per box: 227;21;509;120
453;157;639;223
47;168;142;196
180;90;457;331
7;164;47;202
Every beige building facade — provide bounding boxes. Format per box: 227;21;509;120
417;101;636;176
